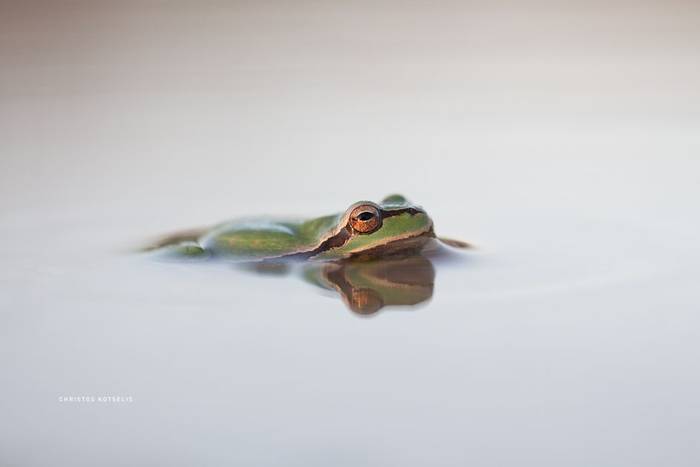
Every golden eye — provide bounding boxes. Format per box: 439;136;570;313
349;205;382;234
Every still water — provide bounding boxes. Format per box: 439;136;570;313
2;2;700;466
2;195;698;466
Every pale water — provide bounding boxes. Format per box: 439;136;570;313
1;2;699;466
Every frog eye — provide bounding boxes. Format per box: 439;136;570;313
349;205;382;234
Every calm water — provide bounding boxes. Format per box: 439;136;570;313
2;2;700;466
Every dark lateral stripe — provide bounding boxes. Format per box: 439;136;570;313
382;207;423;219
285;225;352;260
281;207;424;260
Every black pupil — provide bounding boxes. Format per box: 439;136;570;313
357;212;374;221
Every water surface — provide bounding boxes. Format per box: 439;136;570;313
2;2;700;466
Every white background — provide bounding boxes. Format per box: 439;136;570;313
1;2;699;466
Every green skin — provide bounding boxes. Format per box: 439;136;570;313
150;194;462;262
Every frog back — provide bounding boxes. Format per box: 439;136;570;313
200;214;341;260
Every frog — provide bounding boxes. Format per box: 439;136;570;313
146;194;468;262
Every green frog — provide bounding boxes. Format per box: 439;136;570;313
147;194;468;261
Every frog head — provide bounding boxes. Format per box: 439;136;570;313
309;194;435;260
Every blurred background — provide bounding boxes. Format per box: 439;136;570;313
1;1;699;466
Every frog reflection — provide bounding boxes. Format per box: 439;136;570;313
238;256;435;315
304;256;435;315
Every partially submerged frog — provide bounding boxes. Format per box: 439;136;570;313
147;194;468;261
145;195;468;314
